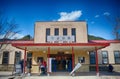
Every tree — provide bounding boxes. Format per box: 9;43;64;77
19;35;32;40
88;35;105;40
0;12;19;51
105;15;120;40
114;17;120;40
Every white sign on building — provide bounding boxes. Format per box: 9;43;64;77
47;36;75;43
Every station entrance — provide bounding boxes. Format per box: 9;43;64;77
50;53;72;72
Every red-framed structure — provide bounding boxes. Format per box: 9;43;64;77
12;42;110;76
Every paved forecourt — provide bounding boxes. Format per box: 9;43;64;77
23;76;120;79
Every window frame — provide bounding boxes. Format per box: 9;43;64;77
46;28;50;42
2;51;9;64
14;51;21;64
101;51;109;64
89;51;96;64
54;28;59;36
27;52;32;61
63;28;67;35
71;28;76;42
114;51;120;64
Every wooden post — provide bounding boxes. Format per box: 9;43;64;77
23;47;27;74
47;47;50;76
95;47;99;76
72;47;75;69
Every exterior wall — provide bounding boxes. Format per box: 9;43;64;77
34;21;88;43
87;42;120;71
74;50;89;72
0;44;24;64
30;49;90;73
0;44;24;71
1;42;120;72
100;43;120;64
98;43;120;71
31;51;47;73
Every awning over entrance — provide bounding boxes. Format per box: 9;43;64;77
12;42;110;76
12;42;110;51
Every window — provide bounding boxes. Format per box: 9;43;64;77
55;28;59;35
63;28;67;35
27;52;32;58
89;51;96;64
15;51;21;64
71;28;76;42
2;51;9;64
114;51;120;64
37;57;43;63
102;51;108;64
46;28;50;42
78;57;85;63
27;52;32;61
27;52;32;68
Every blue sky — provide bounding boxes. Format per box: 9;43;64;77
0;0;120;40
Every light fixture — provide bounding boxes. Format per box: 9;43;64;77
43;51;46;53
87;51;89;55
65;51;69;54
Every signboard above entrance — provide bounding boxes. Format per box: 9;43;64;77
47;36;75;43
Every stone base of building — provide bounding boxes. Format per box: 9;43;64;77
0;64;14;71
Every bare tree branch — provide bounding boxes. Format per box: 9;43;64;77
0;11;20;52
105;15;120;40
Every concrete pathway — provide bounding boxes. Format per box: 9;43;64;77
23;76;120;79
0;71;120;79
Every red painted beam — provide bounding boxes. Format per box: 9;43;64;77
12;43;110;47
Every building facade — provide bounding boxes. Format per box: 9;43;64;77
0;21;120;74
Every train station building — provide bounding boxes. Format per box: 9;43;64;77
0;21;120;75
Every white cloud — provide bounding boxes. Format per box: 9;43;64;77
58;10;82;21
103;12;110;16
95;15;100;18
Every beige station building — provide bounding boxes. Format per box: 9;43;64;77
0;21;120;74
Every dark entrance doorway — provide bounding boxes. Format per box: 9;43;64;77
50;52;72;72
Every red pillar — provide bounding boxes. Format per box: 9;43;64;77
47;47;50;73
72;47;75;69
95;47;99;76
23;47;27;74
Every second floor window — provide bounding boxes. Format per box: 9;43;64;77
114;51;120;64
2;51;9;64
102;51;108;64
46;28;50;35
46;28;50;42
71;28;76;42
55;28;59;35
63;28;67;35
